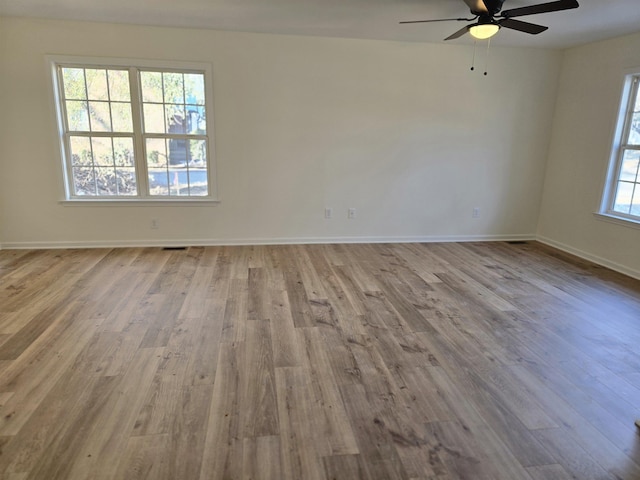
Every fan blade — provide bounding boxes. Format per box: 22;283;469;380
498;18;548;34
445;25;470;40
501;0;579;19
400;17;475;24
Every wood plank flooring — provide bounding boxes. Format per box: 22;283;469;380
0;242;639;479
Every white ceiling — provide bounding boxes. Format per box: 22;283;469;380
2;0;640;49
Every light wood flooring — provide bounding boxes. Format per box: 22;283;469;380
0;241;639;479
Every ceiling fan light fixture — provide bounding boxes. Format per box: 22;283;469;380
469;23;500;40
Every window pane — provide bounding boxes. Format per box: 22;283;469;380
73;167;96;195
85;69;109;101
613;181;634;214
89;101;112;132
620;150;640;182
108;70;130;102
111;102;133;132
632;188;640;216
95;167;118;195
113;137;135;167
147;138;170;196
168;138;188;167
146;138;168;167
62;68;86;100
189;139;207;167
629;113;640;145
66;100;90;131
140;71;163;103
144;103;165;133
69;136;92;166
166;105;186;134
163;72;184;104
115;168;137;195
186;105;206;134
91;137;114;166
185;73;205;105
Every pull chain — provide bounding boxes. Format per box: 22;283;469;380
484;37;491;76
470;41;477;71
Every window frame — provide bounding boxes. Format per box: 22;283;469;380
599;69;640;225
48;55;218;204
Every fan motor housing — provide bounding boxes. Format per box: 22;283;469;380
470;0;505;16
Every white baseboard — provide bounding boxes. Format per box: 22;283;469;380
0;233;535;250
536;235;640;281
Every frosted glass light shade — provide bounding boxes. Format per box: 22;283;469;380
469;23;500;40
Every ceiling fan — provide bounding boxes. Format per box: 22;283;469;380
400;0;579;41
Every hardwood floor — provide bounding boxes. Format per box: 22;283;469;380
0;241;639;479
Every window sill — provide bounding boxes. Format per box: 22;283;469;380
60;199;220;207
593;212;640;230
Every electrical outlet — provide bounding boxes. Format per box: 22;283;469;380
348;208;356;219
151;219;159;229
324;208;333;219
472;207;480;219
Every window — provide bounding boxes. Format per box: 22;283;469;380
601;72;640;222
50;57;216;201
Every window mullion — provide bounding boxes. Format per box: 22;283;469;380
129;67;149;198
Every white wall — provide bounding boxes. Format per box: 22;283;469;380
0;17;562;248
537;31;640;279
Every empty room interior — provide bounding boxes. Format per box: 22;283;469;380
1;0;640;478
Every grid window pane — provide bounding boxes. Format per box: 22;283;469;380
620;150;640;182
166;105;186;134
632;188;640;216
186;105;206;134
95;167;118;195
91;137;114;166
114;137;135;167
73;167;96;196
88;101;112;132
629;113;640;145
62;68;86;100
140;71;163;103
143;103;165;133
115;168;137;196
108;70;131;102
111;102;133;132
86;69;109;101
163;72;184;104
146;137;168;167
69;136;92;166
66;101;90;131
613;181;634;214
185;73;205;105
